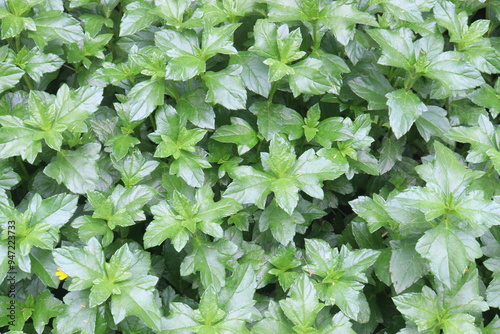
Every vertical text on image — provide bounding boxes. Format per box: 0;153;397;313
6;220;16;327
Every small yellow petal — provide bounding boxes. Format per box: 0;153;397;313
56;267;68;280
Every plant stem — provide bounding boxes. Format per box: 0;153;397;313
15;36;21;52
268;81;279;103
16;157;30;181
23;75;34;91
165;80;180;101
312;21;321;49
62;63;76;72
404;71;418;90
149;114;156;131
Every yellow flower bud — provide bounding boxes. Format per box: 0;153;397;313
55;267;68;280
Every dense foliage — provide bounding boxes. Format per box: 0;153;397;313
1;0;500;333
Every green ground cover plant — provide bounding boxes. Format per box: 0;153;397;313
0;0;500;333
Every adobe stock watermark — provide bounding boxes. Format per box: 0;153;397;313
6;220;16;327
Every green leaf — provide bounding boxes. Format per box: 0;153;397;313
225;135;345;214
56;240;163;330
275;24;306;63
291;148;347;201
249;19;280;60
249;102;304;141
279;274;324;328
197;286;226;325
485;316;500;334
445;265;489;314
259;200;304;245
229;52;271;98
30;248;60;288
32;11;84;44
312;50;350;94
348;72;394;110
394;269;487;334
51;84;104;133
201;23;240;59
89;185;154;229
166;55;205;81
219;263;257;314
415;106;451;142
266;134;296;176
144;199;189;251
433;1;463;41
149;105;210;186
389;239;428;293
0;193;78;266
382;0;423;22
485;259;500;308
72;215;114;247
44;143;101;194
152;0;190;26
269;245;302;291
223;166;274;209
432;0;491;58
126;79;165;122
53;238;106;290
80;13;114;37
110;283;163;332
0;161;20;190
145;186;241;251
32;290;65;334
177;89;215;129
303;239;379;322
367;28;414;71
321;3;378;45
0;116;42;163
251;301;295;334
180;238;238;290
155;28;198;58
119;1;156;36
0;63;24;94
264;58;294;82
53;291;104;334
288;58;332;97
442;313;481;334
164;268;254;333
350;194;393;233
415;223;482;288
162;302;198;332
196;195;242;224
379;137;404;174
386;89;427;138
266;0;311;22
212;117;259;155
204;65;247;110
415;141;483;196
0;13;35;39
3;3;500;332
446;114;499;164
469;85;500;117
393;286;440;332
270;178;300;217
170;152;211;187
106;134;141;161
425;52;484;91
0;85;102;156
21;48;64;82
112;150;159;187
453;194;500;231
